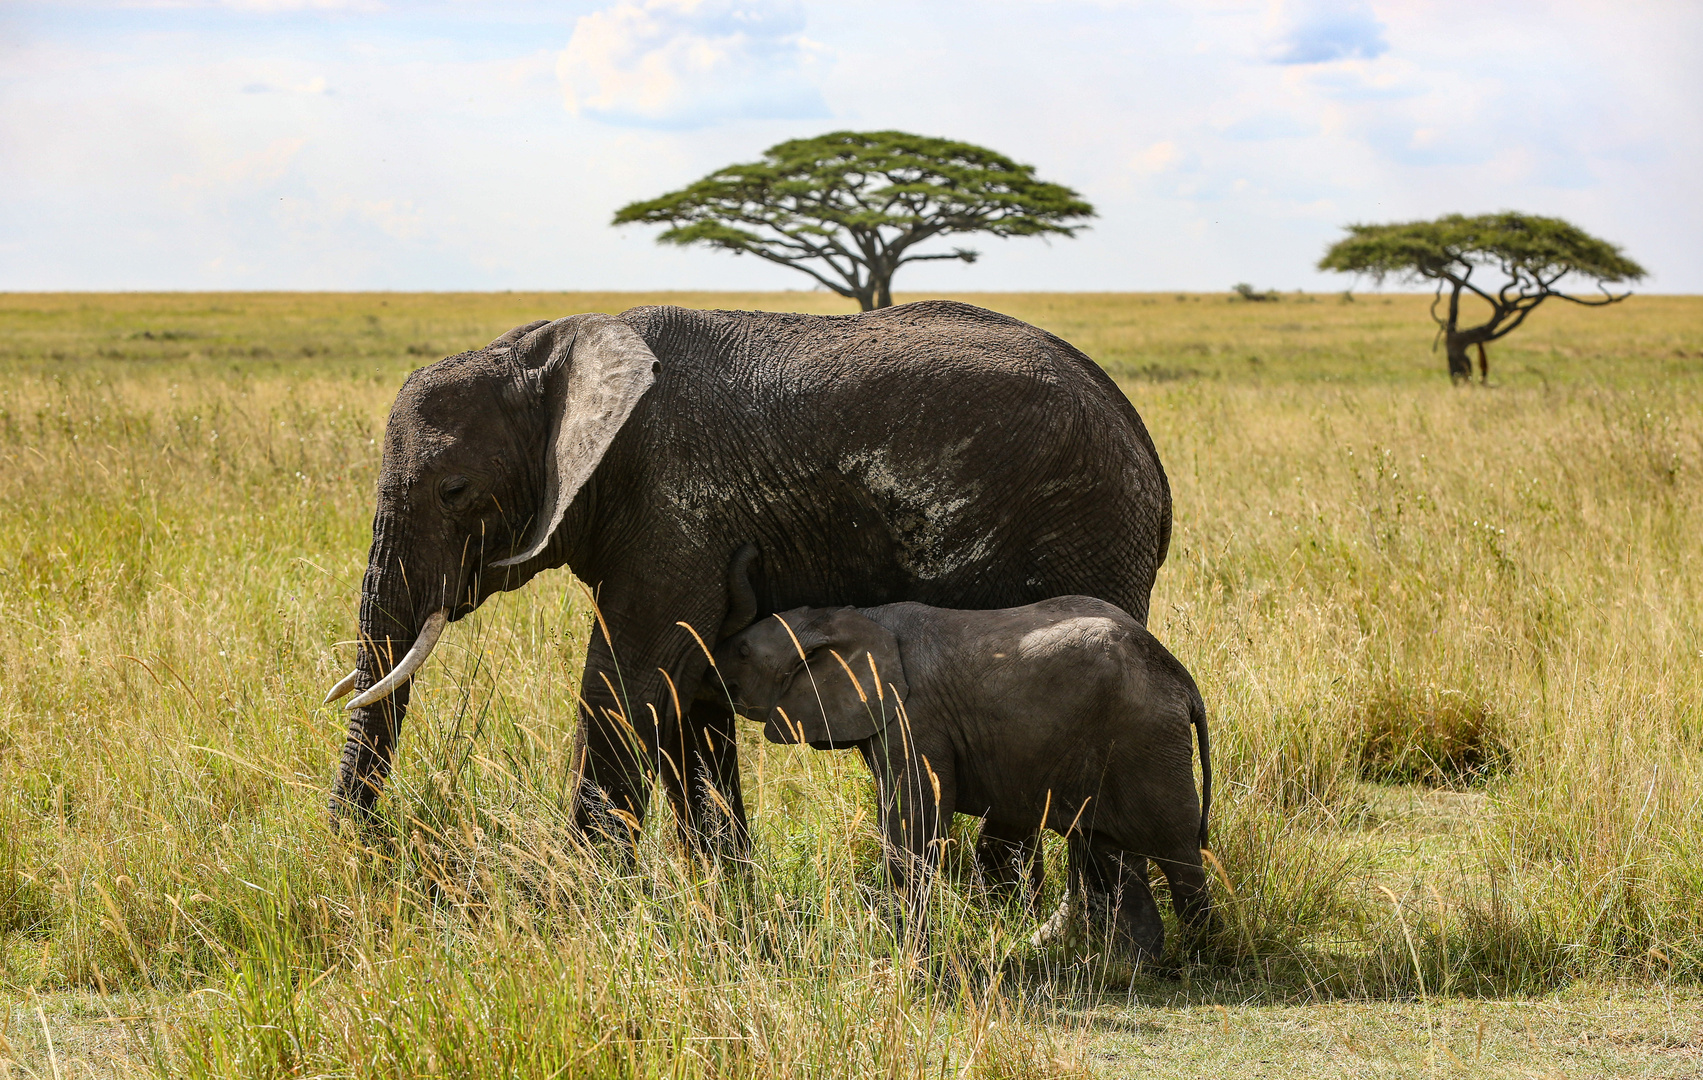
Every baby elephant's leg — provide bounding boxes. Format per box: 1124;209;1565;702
974;820;1044;910
1069;833;1164;962
863;740;955;961
1153;845;1212;945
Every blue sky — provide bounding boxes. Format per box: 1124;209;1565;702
2;0;1698;292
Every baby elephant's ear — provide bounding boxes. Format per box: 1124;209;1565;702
768;609;908;749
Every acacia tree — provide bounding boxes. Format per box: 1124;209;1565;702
1318;213;1646;382
612;131;1094;311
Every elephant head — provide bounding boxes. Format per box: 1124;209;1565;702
326;313;659;825
710;607;908;750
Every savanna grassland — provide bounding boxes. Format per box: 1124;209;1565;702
2;289;1702;1078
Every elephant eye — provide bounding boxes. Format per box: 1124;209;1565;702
737;642;751;659
439;475;473;505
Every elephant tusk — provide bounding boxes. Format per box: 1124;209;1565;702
345;609;449;711
322;668;362;705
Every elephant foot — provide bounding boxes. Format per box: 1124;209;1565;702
1030;889;1164;964
1030;893;1089;955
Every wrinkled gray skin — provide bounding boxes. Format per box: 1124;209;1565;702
710;598;1211;960
329;301;1172;859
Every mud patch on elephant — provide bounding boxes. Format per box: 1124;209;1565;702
837;447;990;581
1015;616;1121;660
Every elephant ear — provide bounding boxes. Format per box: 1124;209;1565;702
767;609;909;750
494;314;659;567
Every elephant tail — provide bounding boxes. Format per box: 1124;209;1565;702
1190;690;1211;851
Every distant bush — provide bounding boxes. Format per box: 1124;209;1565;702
1232;283;1280;302
1354;682;1509;786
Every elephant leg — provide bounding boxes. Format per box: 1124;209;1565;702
863;739;954;958
569;628;657;849
658;541;756;862
666;697;751;862
861;741;920;892
574;587;746;861
1153;845;1212;945
1068;833;1164;962
974;820;1044;911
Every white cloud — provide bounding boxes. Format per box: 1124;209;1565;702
1217;113;1318;141
1132;141;1181;174
1;0;1698;291
359;198;425;241
1268;0;1389;65
115;0;385;10
170;136;306;190
557;0;828;128
241;76;330;94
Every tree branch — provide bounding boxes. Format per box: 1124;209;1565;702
737;245;861;297
1456;266;1500;308
1551;283;1634;307
895;249;977;266
1483;300;1541;342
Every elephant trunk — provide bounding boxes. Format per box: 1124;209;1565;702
345;610;446;710
329;515;429;828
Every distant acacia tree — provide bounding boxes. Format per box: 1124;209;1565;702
613;131;1095;311
1319;213;1646;382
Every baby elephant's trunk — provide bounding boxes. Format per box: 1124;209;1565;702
1190;691;1211;851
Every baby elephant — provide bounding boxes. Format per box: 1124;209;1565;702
711;596;1212;961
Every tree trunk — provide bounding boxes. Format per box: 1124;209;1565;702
1440;279;1473;383
1444;333;1475;383
874;275;893;309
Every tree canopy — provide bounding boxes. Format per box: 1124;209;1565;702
612;131;1095;311
1319;212;1646;381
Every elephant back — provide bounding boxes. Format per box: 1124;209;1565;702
614;301;1172;624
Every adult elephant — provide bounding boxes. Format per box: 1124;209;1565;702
325;301;1172;858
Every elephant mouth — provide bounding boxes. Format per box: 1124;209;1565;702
323;608;449;709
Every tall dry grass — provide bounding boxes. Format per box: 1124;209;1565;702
1142;375;1703;991
1;290;1700;1075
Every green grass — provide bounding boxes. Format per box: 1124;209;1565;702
2;290;1702;1077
